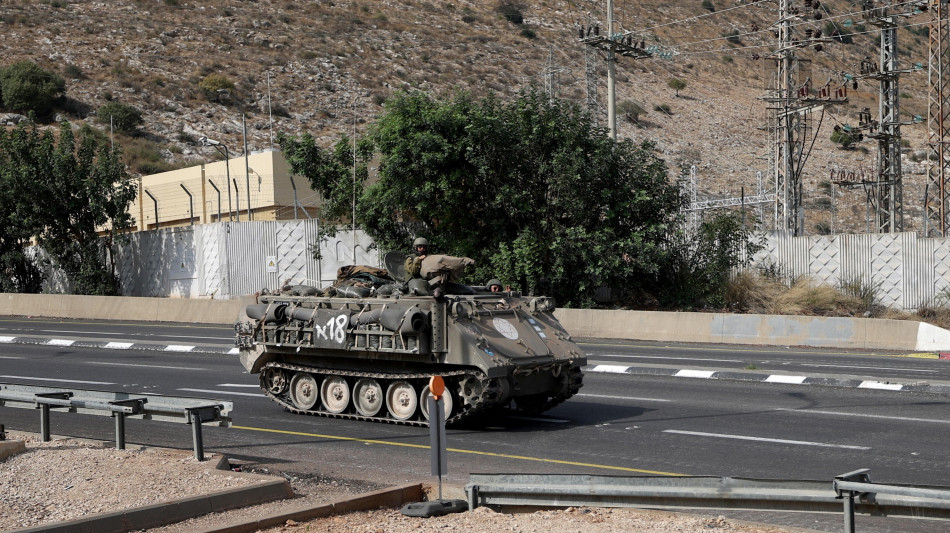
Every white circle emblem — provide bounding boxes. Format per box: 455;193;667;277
492;317;519;340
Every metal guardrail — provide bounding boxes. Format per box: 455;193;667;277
466;472;950;531
0;382;232;461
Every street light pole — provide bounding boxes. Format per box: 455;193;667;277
199;136;233;221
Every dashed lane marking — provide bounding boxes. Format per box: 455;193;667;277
663;430;870;450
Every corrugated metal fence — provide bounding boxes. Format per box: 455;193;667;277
39;224;950;308
752;231;950;310
109;220;379;298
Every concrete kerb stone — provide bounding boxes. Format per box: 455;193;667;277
6;432;294;533
195;483;427;533
0;439;26;461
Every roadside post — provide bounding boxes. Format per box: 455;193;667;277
400;376;467;517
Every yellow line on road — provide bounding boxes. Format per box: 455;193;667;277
233;425;686;476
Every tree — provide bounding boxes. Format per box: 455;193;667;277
0;125;46;292
198;74;235;103
0;121;136;295
617;99;646;124
95;101;144;135
285;88;686;306
0;61;66;117
667;78;687;97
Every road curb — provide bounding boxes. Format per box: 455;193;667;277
195;483;426;533
585;363;950;395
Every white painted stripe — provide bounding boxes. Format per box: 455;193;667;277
774;408;950;424
0;375;114;385
765;375;807;384
663;430;870;450
90;362;204;370
578;394;671;402
47;339;75;346
807;363;936;373
589;364;631;373
594;354;743;363
0;356;23;359
675;369;715;379
177;388;263;398
0;336;15;343
104;342;134;349
858;381;904;391
218;384;261;388
164;345;195;352
228;348;241;355
505;415;570;424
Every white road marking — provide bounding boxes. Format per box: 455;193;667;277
218;384;261;388
90;362;204;370
46;339;74;346
164;345;195;352
34;330;231;342
663;429;870;450
104;342;134;349
593;354;743;363
774;408;950;424
0;336;15;342
0;375;114;385
0;356;23;359
806;363;936;373
578;394;671;402
765;375;807;384
177;388;263;398
589;364;631;373
675;369;715;378
858;381;904;391
228;348;240;355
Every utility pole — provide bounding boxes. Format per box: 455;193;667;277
927;0;950;236
578;3;660;140
544;48;560;103
585;40;598;126
763;0;842;236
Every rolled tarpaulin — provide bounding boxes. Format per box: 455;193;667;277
246;303;288;324
337;285;371;298
379;304;428;333
291;306;320;322
349;308;383;327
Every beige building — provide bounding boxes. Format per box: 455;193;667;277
130;149;321;231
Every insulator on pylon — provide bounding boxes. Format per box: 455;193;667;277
834;125;841;132
805;28;813;38
640;40;646;48
852;81;858;89
773;30;780;38
579;27;585;39
815;43;823;51
751;53;760;60
919;4;928;12
804;0;812;7
813;0;820;8
594;25;600;36
814;29;822;38
815;12;822;20
751;24;759;32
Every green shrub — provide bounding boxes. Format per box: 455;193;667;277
654;104;672;114
723;30;741;45
617;100;646;123
64;64;84;79
702;0;715;11
0;61;66;117
96;101;144;135
496;1;524;24
520;27;537;39
198;73;235;102
831;128;861;148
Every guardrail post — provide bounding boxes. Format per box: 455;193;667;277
834;469;871;533
39;404;51;441
114;413;126;450
189;409;205;461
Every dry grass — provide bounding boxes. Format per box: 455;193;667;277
726;272;950;330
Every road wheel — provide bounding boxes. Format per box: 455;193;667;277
320;376;350;414
289;372;319;410
420;384;454;421
386;381;418;420
353;378;384;417
262;367;288;395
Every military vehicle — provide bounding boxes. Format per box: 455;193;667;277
234;253;586;426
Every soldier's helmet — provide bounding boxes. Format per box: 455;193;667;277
413;237;429;248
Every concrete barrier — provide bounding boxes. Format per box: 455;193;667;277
554;308;950;352
3;293;949;352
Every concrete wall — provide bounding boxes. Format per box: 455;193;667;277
3;293;950;352
553;308;950;352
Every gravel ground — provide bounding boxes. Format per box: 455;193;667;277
0;432;813;533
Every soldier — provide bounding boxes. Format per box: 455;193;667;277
404;237;428;279
486;279;503;292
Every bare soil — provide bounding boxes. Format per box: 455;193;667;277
0;432;813;533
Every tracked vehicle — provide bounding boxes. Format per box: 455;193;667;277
235;260;586;426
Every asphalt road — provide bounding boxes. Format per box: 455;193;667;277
1;317;949;532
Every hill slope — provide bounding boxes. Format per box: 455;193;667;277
0;0;935;234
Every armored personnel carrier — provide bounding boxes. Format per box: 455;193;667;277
234;254;586;426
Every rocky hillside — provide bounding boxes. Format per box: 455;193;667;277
0;0;936;234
